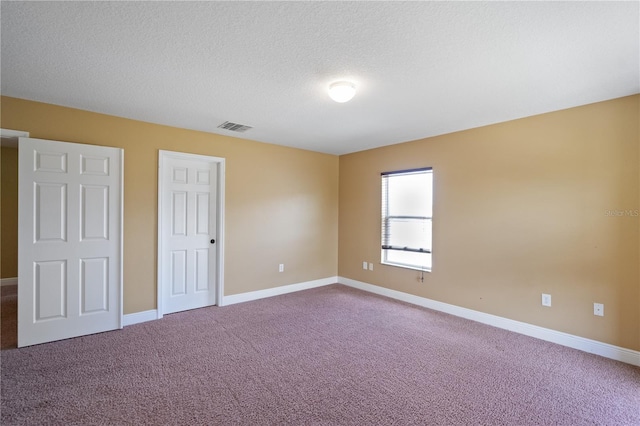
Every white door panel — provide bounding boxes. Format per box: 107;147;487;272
159;152;220;314
18;137;123;347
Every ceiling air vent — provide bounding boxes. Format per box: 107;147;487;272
217;121;253;133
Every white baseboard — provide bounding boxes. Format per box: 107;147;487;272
338;277;640;367
1;277;17;287
123;309;158;326
220;276;338;306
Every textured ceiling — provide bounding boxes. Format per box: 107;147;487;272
1;2;638;155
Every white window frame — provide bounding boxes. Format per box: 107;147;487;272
381;167;433;272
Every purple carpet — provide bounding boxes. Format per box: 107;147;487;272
1;284;639;425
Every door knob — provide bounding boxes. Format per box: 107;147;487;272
210;239;216;244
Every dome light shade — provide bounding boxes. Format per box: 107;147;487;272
329;81;356;103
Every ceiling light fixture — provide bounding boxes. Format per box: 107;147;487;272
328;81;356;103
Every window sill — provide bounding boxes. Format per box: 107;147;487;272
381;261;432;273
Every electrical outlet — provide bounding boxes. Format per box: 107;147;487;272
279;264;284;273
594;303;604;316
368;262;374;271
362;261;368;270
541;293;551;307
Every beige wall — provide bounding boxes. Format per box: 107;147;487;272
2;94;638;352
339;95;640;351
1;145;18;278
0;96;339;314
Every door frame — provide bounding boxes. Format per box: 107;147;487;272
0;129;29;287
157;150;225;318
0;128;30;141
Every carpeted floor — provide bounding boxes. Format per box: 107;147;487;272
1;284;639;425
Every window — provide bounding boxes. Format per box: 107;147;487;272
381;168;433;271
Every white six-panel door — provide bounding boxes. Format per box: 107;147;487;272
159;152;220;314
18;137;123;347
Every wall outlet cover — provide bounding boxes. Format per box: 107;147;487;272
542;293;552;307
594;303;604;316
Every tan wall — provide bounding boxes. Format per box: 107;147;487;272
1;145;19;278
339;95;640;351
0;96;339;314
3;94;638;352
